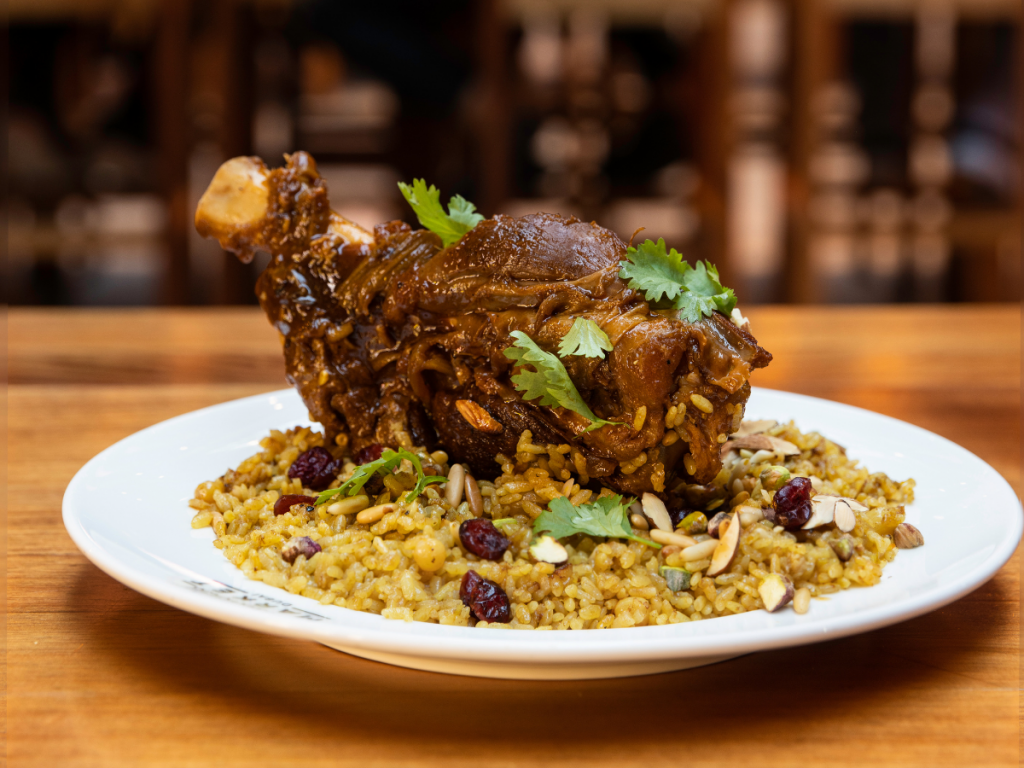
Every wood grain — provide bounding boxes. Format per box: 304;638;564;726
7;306;1021;768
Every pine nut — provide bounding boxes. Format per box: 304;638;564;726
650;529;697;548
356;504;394;525
445;463;466;508
326;494;370;516
793;587;811;614
680;538;718;561
629;513;650;531
464;474;483;517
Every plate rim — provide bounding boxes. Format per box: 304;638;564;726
62;386;1023;664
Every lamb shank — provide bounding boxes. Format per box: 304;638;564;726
195;152;771;496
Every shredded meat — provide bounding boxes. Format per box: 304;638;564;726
195;152;772;496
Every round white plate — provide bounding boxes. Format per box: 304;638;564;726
63;387;1021;680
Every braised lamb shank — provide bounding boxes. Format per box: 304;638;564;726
195;152;771;496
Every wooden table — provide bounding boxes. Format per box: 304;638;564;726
8;306;1021;767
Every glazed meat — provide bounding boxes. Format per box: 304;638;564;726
195;152;771;495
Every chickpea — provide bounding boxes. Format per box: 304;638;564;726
411;536;446;572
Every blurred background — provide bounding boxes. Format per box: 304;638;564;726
6;0;1020;306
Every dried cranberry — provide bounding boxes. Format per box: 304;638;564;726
459;519;509;561
768;477;813;529
460;570;512;624
666;503;692;529
354;443;385;465
281;536;321;563
287;446;341;491
274;494;317;516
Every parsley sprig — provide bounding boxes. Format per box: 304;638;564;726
534;495;659;548
398;179;484;247
618;239;737;323
314;448;447;506
558;317;613;360
504;331;620;433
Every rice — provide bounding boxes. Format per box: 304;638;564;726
189;422;915;629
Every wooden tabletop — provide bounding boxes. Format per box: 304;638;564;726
8;305;1021;767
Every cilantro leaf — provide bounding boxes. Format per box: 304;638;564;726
398;179;484;247
618;239;737;322
314;447;446;505
675;261;737;324
503;331;620;433
534;495;659;548
558;317;614;359
618;238;691;304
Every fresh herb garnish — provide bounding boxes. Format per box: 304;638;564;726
618;238;737;323
558;317;614;360
534;495;659;548
503;330;620;433
398;178;484;247
314;447;447;505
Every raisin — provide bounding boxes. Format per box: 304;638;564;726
287;446;341;491
460;570;512;624
354;443;385;465
281;536;321;563
459;519;509;561
274;494;317;516
768;476;813;529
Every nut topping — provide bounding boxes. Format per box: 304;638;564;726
529;535;568;565
721;434;800;457
660;566;692;592
707;511;731;538
455;400;504;433
641;492;673;532
707;513;741;576
829;534;856;561
893;523;924;549
733;419;778;437
758;573;795;612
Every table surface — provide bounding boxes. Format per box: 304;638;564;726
7;305;1021;768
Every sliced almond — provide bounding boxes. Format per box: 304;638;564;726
733;419;778;437
641;492;673;533
758;574;795;612
802;495;837;529
720;434;800;457
833;500;857;532
529;535;568;565
707;513;742;576
455;400;504;434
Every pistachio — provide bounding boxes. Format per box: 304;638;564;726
660;566;692;592
677;511;707;535
758;573;795;612
893;523;924;549
707;514;741;576
760;465;791;491
707;511;731;538
455;399;504;433
530;535;568;565
641;492;673;532
829;534;856;561
281;536;321;564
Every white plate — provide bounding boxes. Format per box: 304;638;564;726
63;388;1021;680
